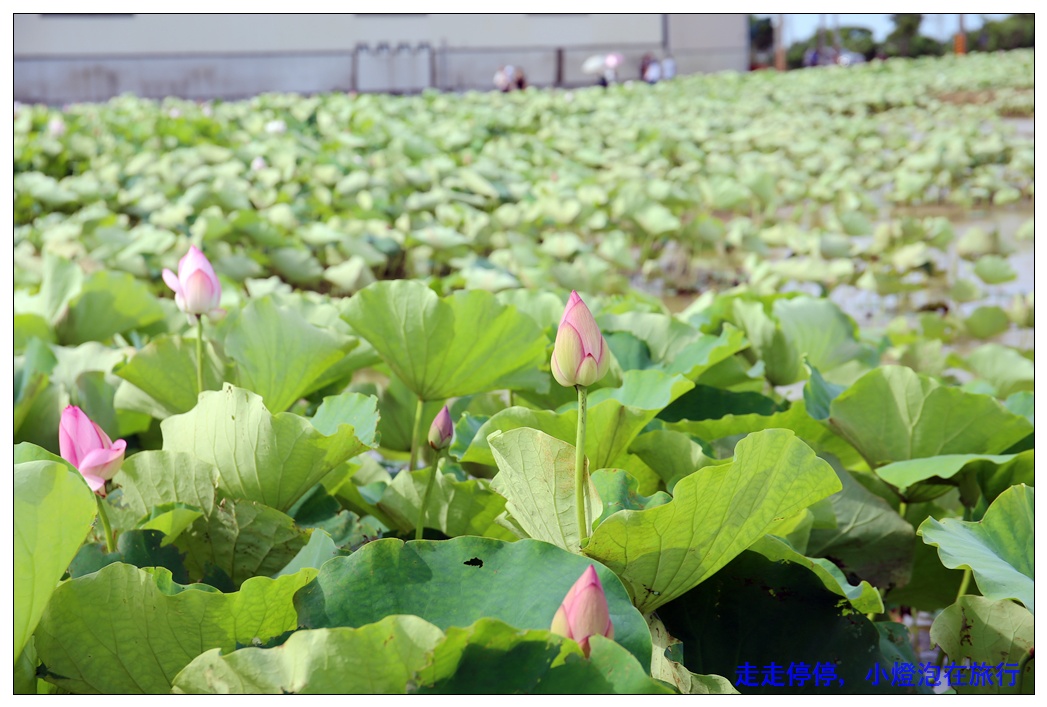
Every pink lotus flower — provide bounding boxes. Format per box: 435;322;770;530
551;291;610;388
162;245;222;316
428;405;453;451
550;565;614;657
59;406;126;495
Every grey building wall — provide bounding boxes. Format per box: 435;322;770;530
14;13;749;103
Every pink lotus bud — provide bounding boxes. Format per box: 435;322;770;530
550;565;614;657
250;155;267;171
551;291;609;388
428;405;453;451
59;406;126;495
162;245;222;316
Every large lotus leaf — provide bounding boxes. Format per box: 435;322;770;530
294;536;652;669
917;484;1034;612
14;460;97;659
657;551;929;695
805;466;915;590
597;311;700;363
377;466;516;540
463;369;693;468
965;306;1010;340
660;384;785;423
667;401;866;472
877;451;1033;493
487;428;602;551
773;296;866;374
176;494;308;590
583;429;841;614
14;338;56;436
972;254;1017;284
731;298;802;386
34;564;316;694
748;535;883;614
590;468;672;525
963;343;1034;399
172;617;444;694
627;429;725;493
828;366;1032;467
342;280;548;400
929;596;1034;694
414;622;672;694
114;334;226;416
161;385;376;512
55;270;166;345
647;615;738;694
115;450;219;517
224;296;356;413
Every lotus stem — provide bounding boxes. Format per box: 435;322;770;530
409;396;425;471
955;568;972;602
95;495;116;554
195;317;205;397
416;449;443;541
575;384;589;548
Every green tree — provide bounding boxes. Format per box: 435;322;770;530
887;14;923;57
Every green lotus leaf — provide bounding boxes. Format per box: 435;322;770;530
878;451;1032;491
805;466;915;590
487;428;602;550
224;296;357;413
172;617;444;694
667;401;866;472
463;369;693;469
929;596;1034;694
828;366;1032;467
34;563;316;694
377;465;516;540
657;550;929;695
414;622;673;694
963;343;1034;398
161;385;376;512
343;280;549;401
918;484;1034;612
627;429;726;493
965;305;1010;339
973;254;1017;284
590;468;672;525
647;615;738;694
584;429;841;614
748;535;883;614
294;536;652;670
114;334;226;416
14;460;98;659
55;269;166;345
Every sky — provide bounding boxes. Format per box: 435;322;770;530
755;14;1013;46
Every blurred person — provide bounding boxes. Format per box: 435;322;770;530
661;55;676;80
643;57;662;84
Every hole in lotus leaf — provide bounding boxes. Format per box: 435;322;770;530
463;557;483;568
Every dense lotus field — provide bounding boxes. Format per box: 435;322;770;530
14;49;1033;694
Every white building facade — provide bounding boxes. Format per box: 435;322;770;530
14;13;750;103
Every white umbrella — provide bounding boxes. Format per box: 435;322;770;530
582;55;606;75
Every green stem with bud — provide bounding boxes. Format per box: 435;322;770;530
416;448;444;541
409;396;426;471
95;495;116;554
195;317;205;397
575;384;589;548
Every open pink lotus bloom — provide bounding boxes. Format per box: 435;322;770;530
551;291;610;388
162;245;222;316
428;405;454;451
59;406;126;495
550;565;615;657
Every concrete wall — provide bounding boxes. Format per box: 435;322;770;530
14;13;749;102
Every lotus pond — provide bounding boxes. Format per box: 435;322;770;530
13;50;1034;694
